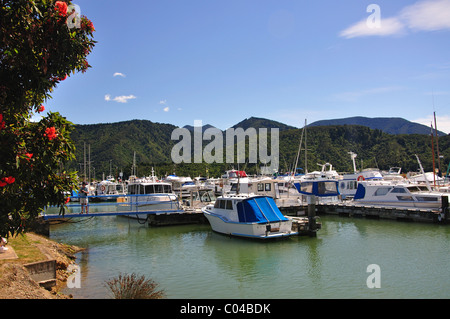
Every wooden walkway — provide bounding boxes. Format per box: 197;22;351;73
282;201;448;224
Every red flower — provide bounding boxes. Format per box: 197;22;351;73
55;1;68;16
25;153;33;161
44;127;58;140
0;114;5;130
59;74;67;81
38;105;45;113
81;18;95;32
65;197;70;204
0;176;15;187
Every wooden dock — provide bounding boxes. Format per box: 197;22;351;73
281;201;449;224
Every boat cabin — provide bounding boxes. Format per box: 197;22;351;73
127;182;173;195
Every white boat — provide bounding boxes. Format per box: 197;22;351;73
164;175;197;198
125;176;180;217
228;178;301;208
339;152;383;199
216;170;249;194
95;176;127;200
202;195;298;239
353;180;449;210
301;163;341;181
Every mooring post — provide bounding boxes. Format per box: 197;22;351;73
441;195;449;223
307;195;317;236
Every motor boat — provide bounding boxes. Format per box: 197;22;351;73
353;180;449;210
202;195;298;239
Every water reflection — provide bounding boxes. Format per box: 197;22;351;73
50;215;450;299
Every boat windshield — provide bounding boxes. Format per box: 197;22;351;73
407;185;430;193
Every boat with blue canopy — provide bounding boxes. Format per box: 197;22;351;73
202;195;298;239
293;180;341;203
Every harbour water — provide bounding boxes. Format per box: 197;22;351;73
49;214;450;299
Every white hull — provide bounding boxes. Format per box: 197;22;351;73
352;199;442;209
353;181;448;210
128;194;179;211
203;209;297;239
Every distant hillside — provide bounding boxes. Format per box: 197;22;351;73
308;116;446;136
69;117;450;179
70;120;177;176
232;117;297;131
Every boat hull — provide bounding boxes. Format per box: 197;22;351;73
203;209;297;239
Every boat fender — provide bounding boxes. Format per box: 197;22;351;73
101;185;106;191
357;175;365;181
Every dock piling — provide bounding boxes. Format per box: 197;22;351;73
307;195;317;237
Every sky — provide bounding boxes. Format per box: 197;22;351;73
41;0;450;133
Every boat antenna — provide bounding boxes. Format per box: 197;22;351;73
415;154;432;191
348;152;357;173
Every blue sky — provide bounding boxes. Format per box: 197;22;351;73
42;0;450;133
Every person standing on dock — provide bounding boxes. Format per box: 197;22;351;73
79;182;89;214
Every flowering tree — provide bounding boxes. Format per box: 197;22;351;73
0;0;95;237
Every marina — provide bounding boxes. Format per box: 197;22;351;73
4;0;450;303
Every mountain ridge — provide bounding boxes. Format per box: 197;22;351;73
308;116;446;136
69;116;449;178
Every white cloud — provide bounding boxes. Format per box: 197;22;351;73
163;106;170;112
105;94;136;103
159;100;167;105
340;0;450;38
413;114;450;134
113;72;126;77
401;0;450;31
340;17;405;39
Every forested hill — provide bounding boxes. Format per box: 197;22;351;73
308;116;447;136
70;119;450;179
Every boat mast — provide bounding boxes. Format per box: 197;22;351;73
292;121;306;180
433;112;442;175
304;119;308;174
430;123;436;188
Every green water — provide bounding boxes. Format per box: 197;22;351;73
49;215;450;299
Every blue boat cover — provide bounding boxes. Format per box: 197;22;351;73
294;181;340;197
353;183;366;199
237;196;288;223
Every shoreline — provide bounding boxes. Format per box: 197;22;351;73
0;232;84;299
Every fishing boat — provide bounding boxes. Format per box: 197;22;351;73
202;195;298;239
353;180;449;210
